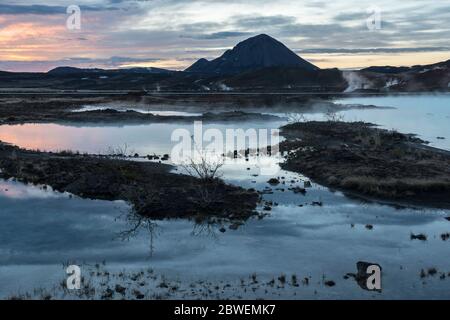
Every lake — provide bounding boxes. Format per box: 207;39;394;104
0;94;449;299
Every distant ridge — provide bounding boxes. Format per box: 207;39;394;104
47;66;174;75
186;34;319;74
361;59;450;74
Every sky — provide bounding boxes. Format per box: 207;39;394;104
1;0;450;72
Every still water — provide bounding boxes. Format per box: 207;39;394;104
0;95;449;299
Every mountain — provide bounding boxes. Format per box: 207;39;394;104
186;58;210;72
185;34;318;74
2;35;449;92
361;66;412;74
48;66;174;75
346;59;450;92
47;67;104;75
361;59;450;74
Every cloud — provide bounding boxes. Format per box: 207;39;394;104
231;15;297;28
297;47;450;54
333;11;368;22
181;31;252;40
0;3;118;15
2;0;450;71
0;56;163;72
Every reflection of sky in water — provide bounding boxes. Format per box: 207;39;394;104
1;96;450;298
0;181;67;200
1;166;449;299
266;94;450;150
0;120;285;156
334;95;450;150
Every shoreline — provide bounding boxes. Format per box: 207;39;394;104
0;94;387;125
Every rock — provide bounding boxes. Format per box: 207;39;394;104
133;290;145;300
410;233;427;241
219;227;226;233
291;186;306;194
267;178;280;185
304;181;312;188
101;288;114;299
365;224;373;230
229;223;239;230
343;273;356;280
311;201;323;206
445;217;450;221
324;280;335;287
420;269;427;278
263;205;272;211
115;284;126;294
428;268;438;276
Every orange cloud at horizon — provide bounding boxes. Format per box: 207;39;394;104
1;13;450;72
303;52;450;70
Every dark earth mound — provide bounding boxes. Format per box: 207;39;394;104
280;121;450;208
0;142;259;222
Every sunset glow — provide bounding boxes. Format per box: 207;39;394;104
1;1;450;72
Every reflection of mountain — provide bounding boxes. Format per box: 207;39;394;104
0;34;449;93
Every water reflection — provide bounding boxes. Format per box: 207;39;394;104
117;211;160;257
1;97;450;298
0;121;285;156
335;95;450;150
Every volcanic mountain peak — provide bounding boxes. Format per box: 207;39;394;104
186;34;318;74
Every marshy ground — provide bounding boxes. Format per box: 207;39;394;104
281;121;450;209
0;141;259;222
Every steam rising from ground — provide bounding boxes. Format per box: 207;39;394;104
343;71;374;92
